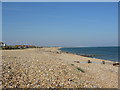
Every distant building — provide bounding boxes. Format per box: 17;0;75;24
0;42;6;47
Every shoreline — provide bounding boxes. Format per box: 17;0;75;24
2;47;118;88
58;47;117;63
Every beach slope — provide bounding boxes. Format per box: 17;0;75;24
2;47;118;88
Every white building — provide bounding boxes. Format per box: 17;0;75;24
0;42;6;47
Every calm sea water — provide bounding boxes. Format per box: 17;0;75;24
60;47;118;62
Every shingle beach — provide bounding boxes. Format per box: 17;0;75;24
2;47;118;88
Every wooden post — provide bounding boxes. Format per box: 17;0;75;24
88;60;92;63
102;61;105;64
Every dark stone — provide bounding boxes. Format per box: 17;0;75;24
74;61;79;63
8;66;11;69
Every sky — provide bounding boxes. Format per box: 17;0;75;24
2;2;118;47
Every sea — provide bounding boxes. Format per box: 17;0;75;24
60;47;119;62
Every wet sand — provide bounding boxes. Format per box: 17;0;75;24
2;47;118;88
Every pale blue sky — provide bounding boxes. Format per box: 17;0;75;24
2;2;118;47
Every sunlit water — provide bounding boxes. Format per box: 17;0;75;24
60;47;118;62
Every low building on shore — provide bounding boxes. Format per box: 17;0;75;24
0;42;6;47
